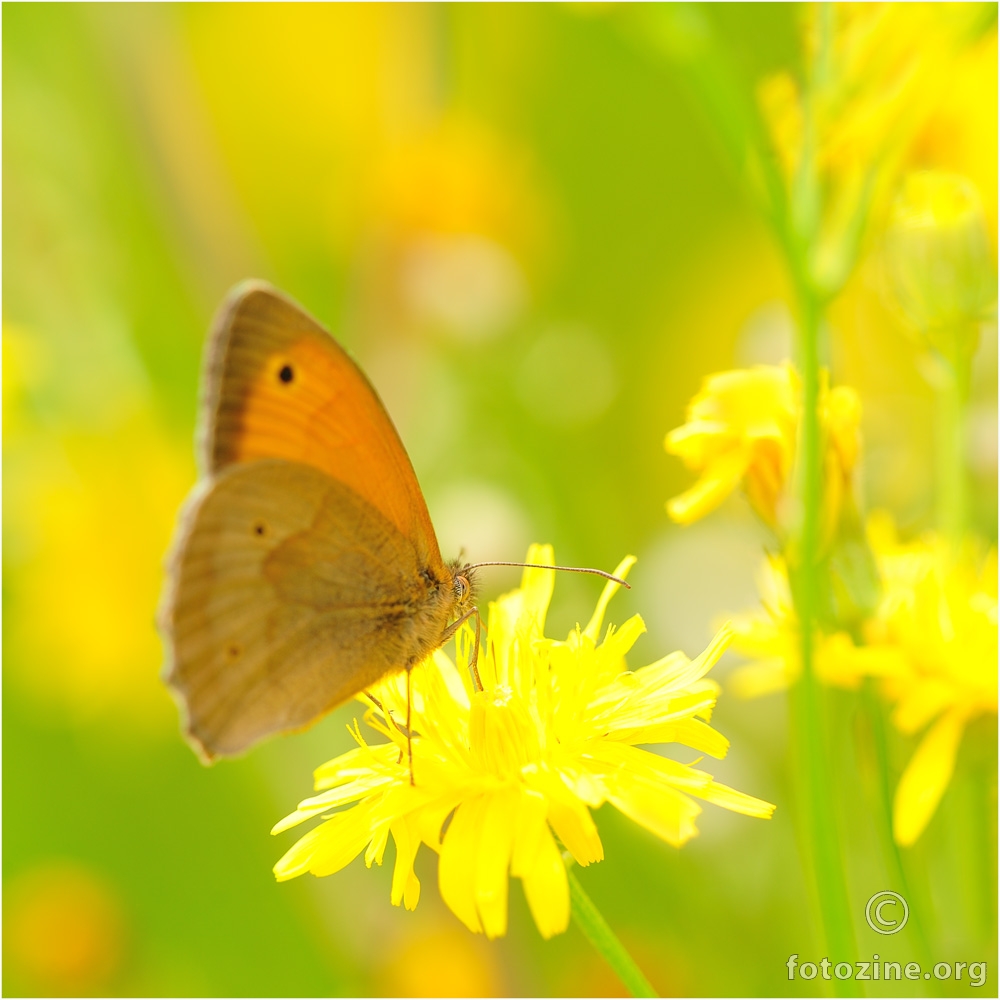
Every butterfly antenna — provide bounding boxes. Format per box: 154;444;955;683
464;561;631;589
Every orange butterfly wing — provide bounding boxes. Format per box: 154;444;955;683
200;280;444;572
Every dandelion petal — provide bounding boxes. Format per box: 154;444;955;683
439;798;487;934
894;708;967;847
520;822;570;939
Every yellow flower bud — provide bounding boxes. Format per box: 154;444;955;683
884;171;996;351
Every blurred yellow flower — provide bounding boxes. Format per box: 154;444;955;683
374;117;536;248
273;546;774;939
862;516;998;846
375;921;504;998
757;2;987;291
665;363;862;536
368;117;538;342
727;514;997;846
820;373;864;544
4;323;194;725
727;554;898;699
665;364;797;527
909;29;998;244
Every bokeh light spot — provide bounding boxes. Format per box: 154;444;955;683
3;860;126;997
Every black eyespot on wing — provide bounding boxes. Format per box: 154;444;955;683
278;364;294;384
253;521;268;537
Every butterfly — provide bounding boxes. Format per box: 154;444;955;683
159;281;481;762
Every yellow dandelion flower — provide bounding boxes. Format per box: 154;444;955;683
664;363;862;536
863;516;998;846
272;546;775;939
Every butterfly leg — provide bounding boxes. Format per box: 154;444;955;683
471;608;483;691
406;664;415;786
440;607;483;691
367;690;412;772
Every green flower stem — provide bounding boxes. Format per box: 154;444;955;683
782;11;858;992
791;280;859;998
860;685;938;989
567;867;658;998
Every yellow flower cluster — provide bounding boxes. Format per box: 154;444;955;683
726;555;894;700
864;517;997;846
273;547;774;938
765;5;977;172
664;362;861;541
728;515;997;846
757;4;987;284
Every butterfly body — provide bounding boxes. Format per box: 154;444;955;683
161;282;474;761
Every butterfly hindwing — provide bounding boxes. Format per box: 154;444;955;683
162;458;455;759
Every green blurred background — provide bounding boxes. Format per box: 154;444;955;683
3;4;996;996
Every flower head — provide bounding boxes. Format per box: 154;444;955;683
665;364;799;527
727;514;997;846
727;554;893;699
272;546;775;939
863;516;997;846
665;363;862;537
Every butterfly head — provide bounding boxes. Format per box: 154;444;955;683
451;563;479;612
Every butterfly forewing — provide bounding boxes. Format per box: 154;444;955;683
201;282;443;571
